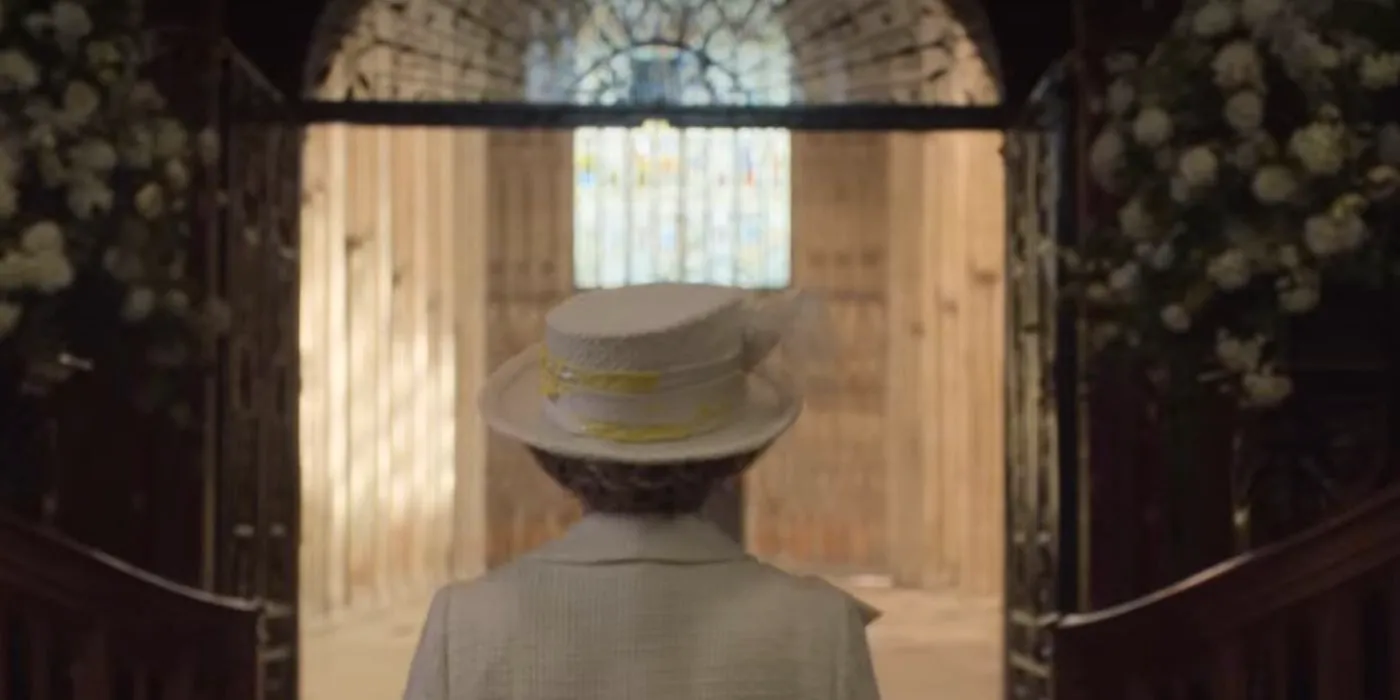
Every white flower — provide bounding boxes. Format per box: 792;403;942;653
1251;165;1298;203
1117;197;1152;239
62;80;101;123
1288;123;1346;175
1279;282;1319;313
1229;135;1277;172
0;140;18;182
152;119;189;160
67;175;114;219
1303;214;1368;256
69;139;117;172
1108;262;1140;292
1277;245;1300;268
1106;80;1134;115
0;50;41;91
134;183;166;219
1359;53;1400;90
165;160;190;190
1240;0;1282;26
1192;2;1236;37
27;252;74;293
126;81;165;111
1132;108;1173;147
1090;323;1121;350
1170;176;1194;203
85;41;121;68
0;302;21;339
196;128;220;165
1308;39;1341;71
36;149;66;187
165;289;191;313
121;287;156;322
20;221;63;254
120;126;155;168
1216;333;1263;372
1161;304;1191;332
1089;129;1127;191
1085;283;1111;303
1105;52;1140;75
27;122;56;150
202;298;233;335
50;1;92;40
1213;41;1262;89
103;248;144;283
1146;243;1174;270
23;12;53;36
1178;146;1219;188
0;253;28;290
1224;91;1264;133
1207;248;1251;290
1378;124;1400;166
0;184;16;220
1242;370;1292;408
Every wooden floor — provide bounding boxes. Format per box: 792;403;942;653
301;581;1001;700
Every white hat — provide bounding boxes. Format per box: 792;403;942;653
479;283;805;465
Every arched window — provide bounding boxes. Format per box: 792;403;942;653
541;0;794;289
572;123;790;289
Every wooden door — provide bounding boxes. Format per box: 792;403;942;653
483;130;581;566
747;133;890;575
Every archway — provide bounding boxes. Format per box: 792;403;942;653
292;0;1009;696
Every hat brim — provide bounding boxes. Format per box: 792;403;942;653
479;344;802;465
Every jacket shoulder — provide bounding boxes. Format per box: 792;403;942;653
746;564;883;627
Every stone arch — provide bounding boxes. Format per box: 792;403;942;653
295;0;1010;617
301;0;1004;104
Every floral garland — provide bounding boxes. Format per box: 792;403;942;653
0;0;228;419
1082;0;1400;409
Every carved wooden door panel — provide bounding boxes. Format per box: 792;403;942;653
218;54;303;700
483;130;580;566
748;132;889;575
1003;63;1078;700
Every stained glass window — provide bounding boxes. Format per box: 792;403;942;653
573;121;790;289
557;0;793;289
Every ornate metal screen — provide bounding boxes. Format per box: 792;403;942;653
1002;60;1078;700
214;48;304;700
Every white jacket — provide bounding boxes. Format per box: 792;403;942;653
403;513;882;700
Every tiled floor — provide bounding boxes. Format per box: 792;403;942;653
302;581;1001;700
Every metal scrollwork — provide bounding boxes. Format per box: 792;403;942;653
1003;59;1076;700
216;45;304;700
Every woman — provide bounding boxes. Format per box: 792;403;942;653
404;282;881;700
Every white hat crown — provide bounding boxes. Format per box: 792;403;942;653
479;282;809;464
545;283;749;374
540;284;755;444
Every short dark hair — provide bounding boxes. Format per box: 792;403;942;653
530;448;765;515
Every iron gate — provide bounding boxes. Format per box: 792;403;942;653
1002;58;1080;699
214;0;1036;695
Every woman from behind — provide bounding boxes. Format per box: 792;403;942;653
404;282;881;700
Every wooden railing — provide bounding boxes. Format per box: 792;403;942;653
1054;484;1400;699
0;512;262;699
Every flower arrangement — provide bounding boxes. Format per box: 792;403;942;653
0;0;228;419
1081;0;1400;409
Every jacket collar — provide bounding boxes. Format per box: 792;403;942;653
526;513;748;565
